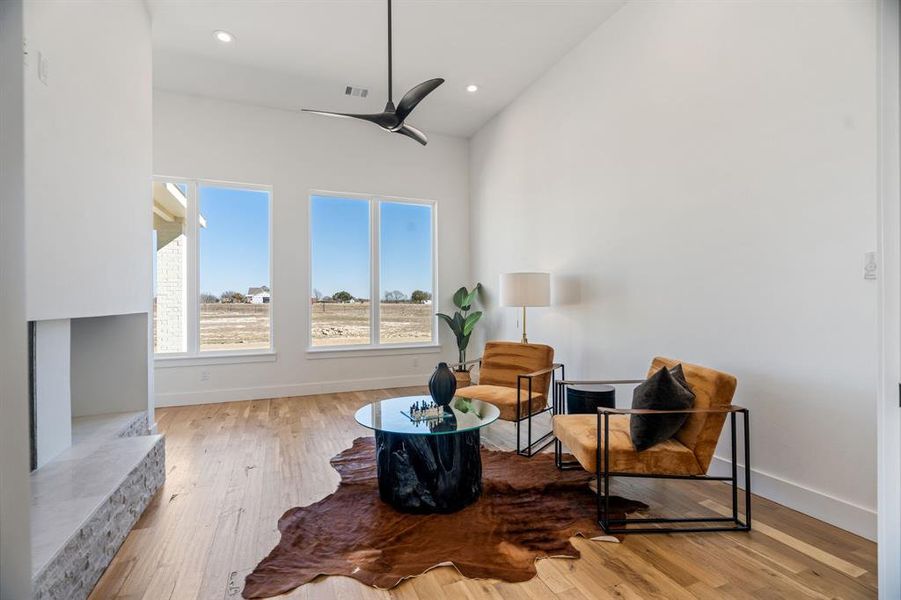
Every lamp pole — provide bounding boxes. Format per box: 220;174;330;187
521;305;528;344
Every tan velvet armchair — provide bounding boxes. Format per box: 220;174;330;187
453;341;564;456
552;357;751;534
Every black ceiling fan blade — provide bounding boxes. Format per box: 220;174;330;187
301;109;386;125
395;78;444;122
395;123;428;145
301;0;440;147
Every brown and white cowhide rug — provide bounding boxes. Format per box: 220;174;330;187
243;437;646;599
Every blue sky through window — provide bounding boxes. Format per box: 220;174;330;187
199;186;270;297
311;195;370;298
380;201;433;300
310;195;432;300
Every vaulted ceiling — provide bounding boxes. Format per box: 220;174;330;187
148;0;624;138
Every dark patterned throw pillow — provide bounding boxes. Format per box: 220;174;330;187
629;365;695;451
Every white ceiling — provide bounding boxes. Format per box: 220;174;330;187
147;0;624;138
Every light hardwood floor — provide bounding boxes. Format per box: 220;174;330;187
89;387;877;599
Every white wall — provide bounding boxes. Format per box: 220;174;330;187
470;0;878;538
34;319;71;468
876;0;901;593
71;313;150;418
24;0;153;322
0;0;32;595
153;92;469;405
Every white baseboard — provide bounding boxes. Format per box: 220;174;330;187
154;373;432;408
709;455;876;541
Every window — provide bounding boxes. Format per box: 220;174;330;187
379;201;434;344
310;193;435;349
153;178;272;357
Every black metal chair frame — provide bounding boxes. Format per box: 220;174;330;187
553;379;752;535
453;358;565;457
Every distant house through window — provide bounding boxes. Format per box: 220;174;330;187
246;287;271;304
153;178;272;356
310;193;435;348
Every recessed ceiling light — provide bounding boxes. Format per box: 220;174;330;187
214;30;235;44
466;84;479;93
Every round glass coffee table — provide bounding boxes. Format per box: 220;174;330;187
354;395;500;514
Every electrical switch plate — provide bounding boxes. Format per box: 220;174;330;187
38;52;48;85
864;251;877;280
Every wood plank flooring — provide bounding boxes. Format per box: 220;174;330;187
89;387;877;599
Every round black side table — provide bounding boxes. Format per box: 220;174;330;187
566;384;616;414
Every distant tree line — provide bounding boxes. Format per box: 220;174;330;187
203;287;433;306
383;289;432;304
200;288;269;304
308;288;432;305
201;290;247;304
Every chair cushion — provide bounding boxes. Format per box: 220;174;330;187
553;414;702;476
456;385;547;421
630;365;696;451
479;341;555;397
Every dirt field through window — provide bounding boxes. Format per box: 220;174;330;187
197;302;433;350
200;304;271;351
311;302;433;346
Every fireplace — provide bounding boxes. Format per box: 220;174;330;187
28;313;156;469
27;311;164;599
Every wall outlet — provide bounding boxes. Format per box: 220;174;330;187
412;357;419;368
200;370;210;382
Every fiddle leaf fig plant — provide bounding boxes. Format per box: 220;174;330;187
437;283;482;371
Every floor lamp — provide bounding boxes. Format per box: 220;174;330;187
499;272;550;344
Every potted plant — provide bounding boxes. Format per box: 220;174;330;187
437;284;482;388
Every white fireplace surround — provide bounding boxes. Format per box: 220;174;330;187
32;313;155;465
29;312;162;599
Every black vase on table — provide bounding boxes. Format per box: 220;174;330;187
429;362;457;407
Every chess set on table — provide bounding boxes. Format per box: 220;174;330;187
401;399;450;423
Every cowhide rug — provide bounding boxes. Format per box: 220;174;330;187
243;437;646;599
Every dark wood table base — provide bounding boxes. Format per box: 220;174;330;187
375;429;482;513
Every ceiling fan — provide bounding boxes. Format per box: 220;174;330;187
302;0;444;145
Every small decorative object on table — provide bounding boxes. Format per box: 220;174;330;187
405;398;445;422
428;362;457;407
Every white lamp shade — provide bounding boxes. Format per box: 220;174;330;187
499;272;550;307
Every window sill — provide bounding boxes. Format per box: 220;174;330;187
306;343;442;360
154;351;277;368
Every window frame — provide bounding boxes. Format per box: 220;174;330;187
307;189;439;355
153;176;275;365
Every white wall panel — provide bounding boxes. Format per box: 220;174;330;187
470;0;878;538
24;0;152;321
